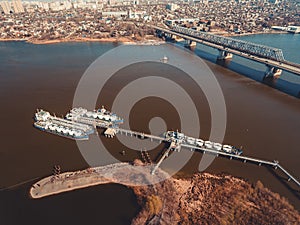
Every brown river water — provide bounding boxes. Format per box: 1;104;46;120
0;41;299;225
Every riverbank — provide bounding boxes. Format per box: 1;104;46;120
212;30;289;37
1;30;288;46
0;36;164;45
30;161;300;224
28;37;135;45
225;30;289;37
0;30;289;45
30;161;169;199
0;38;27;42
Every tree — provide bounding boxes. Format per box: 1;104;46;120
145;195;163;215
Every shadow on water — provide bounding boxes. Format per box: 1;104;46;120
266;167;300;201
0;182;140;225
153;142;171;162
204;152;300;199
175;42;300;98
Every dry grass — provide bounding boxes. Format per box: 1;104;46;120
131;173;300;225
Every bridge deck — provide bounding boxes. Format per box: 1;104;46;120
152;25;300;76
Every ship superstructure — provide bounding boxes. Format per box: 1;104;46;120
34;108;241;156
65;106;124;128
34;109;94;140
32;108;300;188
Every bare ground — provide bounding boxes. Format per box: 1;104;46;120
30;160;300;224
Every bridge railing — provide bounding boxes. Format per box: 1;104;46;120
171;25;285;62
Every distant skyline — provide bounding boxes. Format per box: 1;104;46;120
0;0;296;3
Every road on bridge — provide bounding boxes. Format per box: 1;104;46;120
151;25;300;76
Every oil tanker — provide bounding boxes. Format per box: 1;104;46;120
34;109;94;140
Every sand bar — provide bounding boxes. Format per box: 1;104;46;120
30;162;169;199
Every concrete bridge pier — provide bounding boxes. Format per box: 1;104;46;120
163;33;176;41
184;39;196;47
217;50;233;60
157;32;168;41
264;65;282;79
170;34;177;40
174;35;184;42
155;29;164;38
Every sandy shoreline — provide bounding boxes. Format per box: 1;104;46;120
0;38;27;42
0;37;164;45
0;37;134;44
28;37;135;45
29;162;169;199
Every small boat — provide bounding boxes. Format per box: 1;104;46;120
213;143;222;151
204;141;213;149
186;137;195;145
161;55;168;63
222;145;233;153
196;139;204;147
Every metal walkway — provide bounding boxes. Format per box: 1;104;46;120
116;128;166;142
108;127;300;187
151;145;172;175
181;143;300;186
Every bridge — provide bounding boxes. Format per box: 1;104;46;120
152;25;300;78
101;126;300;187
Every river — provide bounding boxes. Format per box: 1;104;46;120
0;33;299;224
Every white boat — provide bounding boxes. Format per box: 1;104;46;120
186;137;195;145
196;139;204;147
34;109;92;140
204;141;213;149
222;144;233;153
66;106;124;126
287;26;300;34
161;55;168;62
213;143;222;151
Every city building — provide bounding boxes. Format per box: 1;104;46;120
269;0;280;4
166;3;179;11
12;0;24;13
0;1;12;14
102;11;128;18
